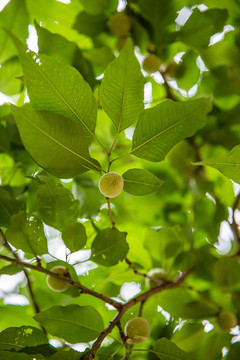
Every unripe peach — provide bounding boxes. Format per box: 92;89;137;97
98;172;124;198
46;266;70;292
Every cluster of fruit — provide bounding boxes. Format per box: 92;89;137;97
46;265;238;333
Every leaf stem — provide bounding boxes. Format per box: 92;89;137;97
106;197;116;228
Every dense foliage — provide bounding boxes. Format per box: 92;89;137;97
0;0;240;359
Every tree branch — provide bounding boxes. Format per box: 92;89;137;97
0;253;123;310
82;270;191;359
125;258;165;285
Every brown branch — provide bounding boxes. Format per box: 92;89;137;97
138;300;145;317
82;270;191;359
106;197;116;228
116;321;127;343
0;253;123;310
125;258;164;285
160;71;176;101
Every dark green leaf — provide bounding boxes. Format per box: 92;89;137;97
213;258;240;290
34;305;104;343
101;39;144;132
12;106;101;177
0;351;44;360
227;342;240;360
73;11;107;37
0;188;23;227
153;337;192;360
37;176;80;230
0;326;48;351
91;228;129;266
132;98;211;162
6;211;48;255
79;0;117;15
181;301;218;319
49;349;83;360
123;168;163;195
62;222;87;252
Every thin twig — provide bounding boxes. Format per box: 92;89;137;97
125;258;164;285
106;197;116;228
123;344;134;360
116;321;127;343
138;300;145;317
160;71;176;101
0;230;46;334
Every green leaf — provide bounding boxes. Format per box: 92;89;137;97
0;264;24;275
62;222;87;252
73;11;107;37
0;188;23;227
6;211;48;256
0;56;23;96
19;344;56;357
181;301;218;319
7;32;97;142
194;144;240;184
176;50;200;91
91;228;129;266
35;21;95;89
34;305;104;343
132;98;211;162
36;176;80;230
153;337;192;360
0;351;44;360
0;0;29;63
49;349;83;360
213;258;240;291
0;326;48;351
79;0;118;15
123;168;163;195
178;8;228;48
101;39;144;133
227;342;240;360
11;106;101;177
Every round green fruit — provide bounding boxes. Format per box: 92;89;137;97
124;317;151;344
116;35;128;51
98;172;124;198
217;311;238;331
145;268;168;288
165;61;180;79
108;13;131;36
142;54;161;73
46;266;71;292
